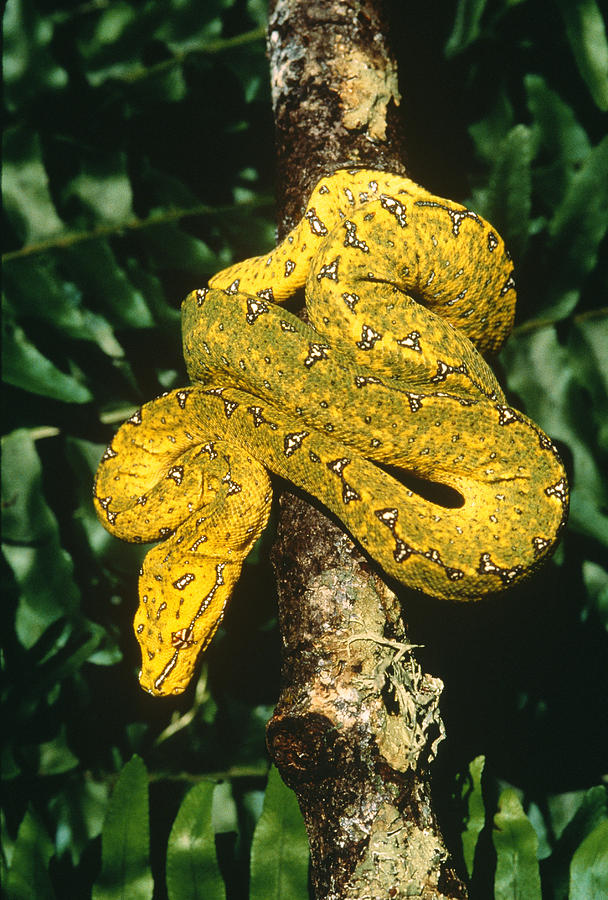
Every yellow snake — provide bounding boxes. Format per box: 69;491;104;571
94;169;569;696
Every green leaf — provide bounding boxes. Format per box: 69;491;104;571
3;258;124;357
122;259;181;327
39;726;79;776
165;781;226;900
154;0;226;53
92;756;154;900
2;125;65;245
248;0;271;29
76;1;143;85
544;136;608;317
142;224;223;275
546;786;608;899
502;324;608;547
525;75;590;169
223;44;270;104
3;0;68;112
493;788;541;900
52;777;110;865
62;152;134;229
582;562;608;627
469;90;515;165
556;0;608;111
461;755;486;879
2;298;93;403
76;0;230;87
569;819;608;899
249;766;309;900
445;0;489;57
472;124;535;259
61;241;155;329
5;809;56;900
130;63;188;105
37;622;113;687
569;316;608;453
2;429;81;648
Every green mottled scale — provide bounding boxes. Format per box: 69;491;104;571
94;168;569;696
210;169;516;356
183;290;510;478
96;410;272;694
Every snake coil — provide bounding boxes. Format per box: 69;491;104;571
94;170;568;695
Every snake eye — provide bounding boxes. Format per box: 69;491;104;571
171;628;196;650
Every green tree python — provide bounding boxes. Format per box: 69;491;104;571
94;169;569;696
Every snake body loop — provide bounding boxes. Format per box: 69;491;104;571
94;170;568;695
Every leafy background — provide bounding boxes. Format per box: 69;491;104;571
2;0;607;897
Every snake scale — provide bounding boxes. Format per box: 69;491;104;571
94;169;569;696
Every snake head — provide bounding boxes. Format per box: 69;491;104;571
134;542;240;696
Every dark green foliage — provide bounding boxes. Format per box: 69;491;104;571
249;766;309;899
165;779;226;900
93;756;153;900
2;0;607;897
493;788;543;899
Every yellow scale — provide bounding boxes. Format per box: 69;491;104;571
94;169;569;696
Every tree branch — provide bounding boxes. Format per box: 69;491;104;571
263;1;467;896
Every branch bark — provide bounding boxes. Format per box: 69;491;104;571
263;1;468;897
